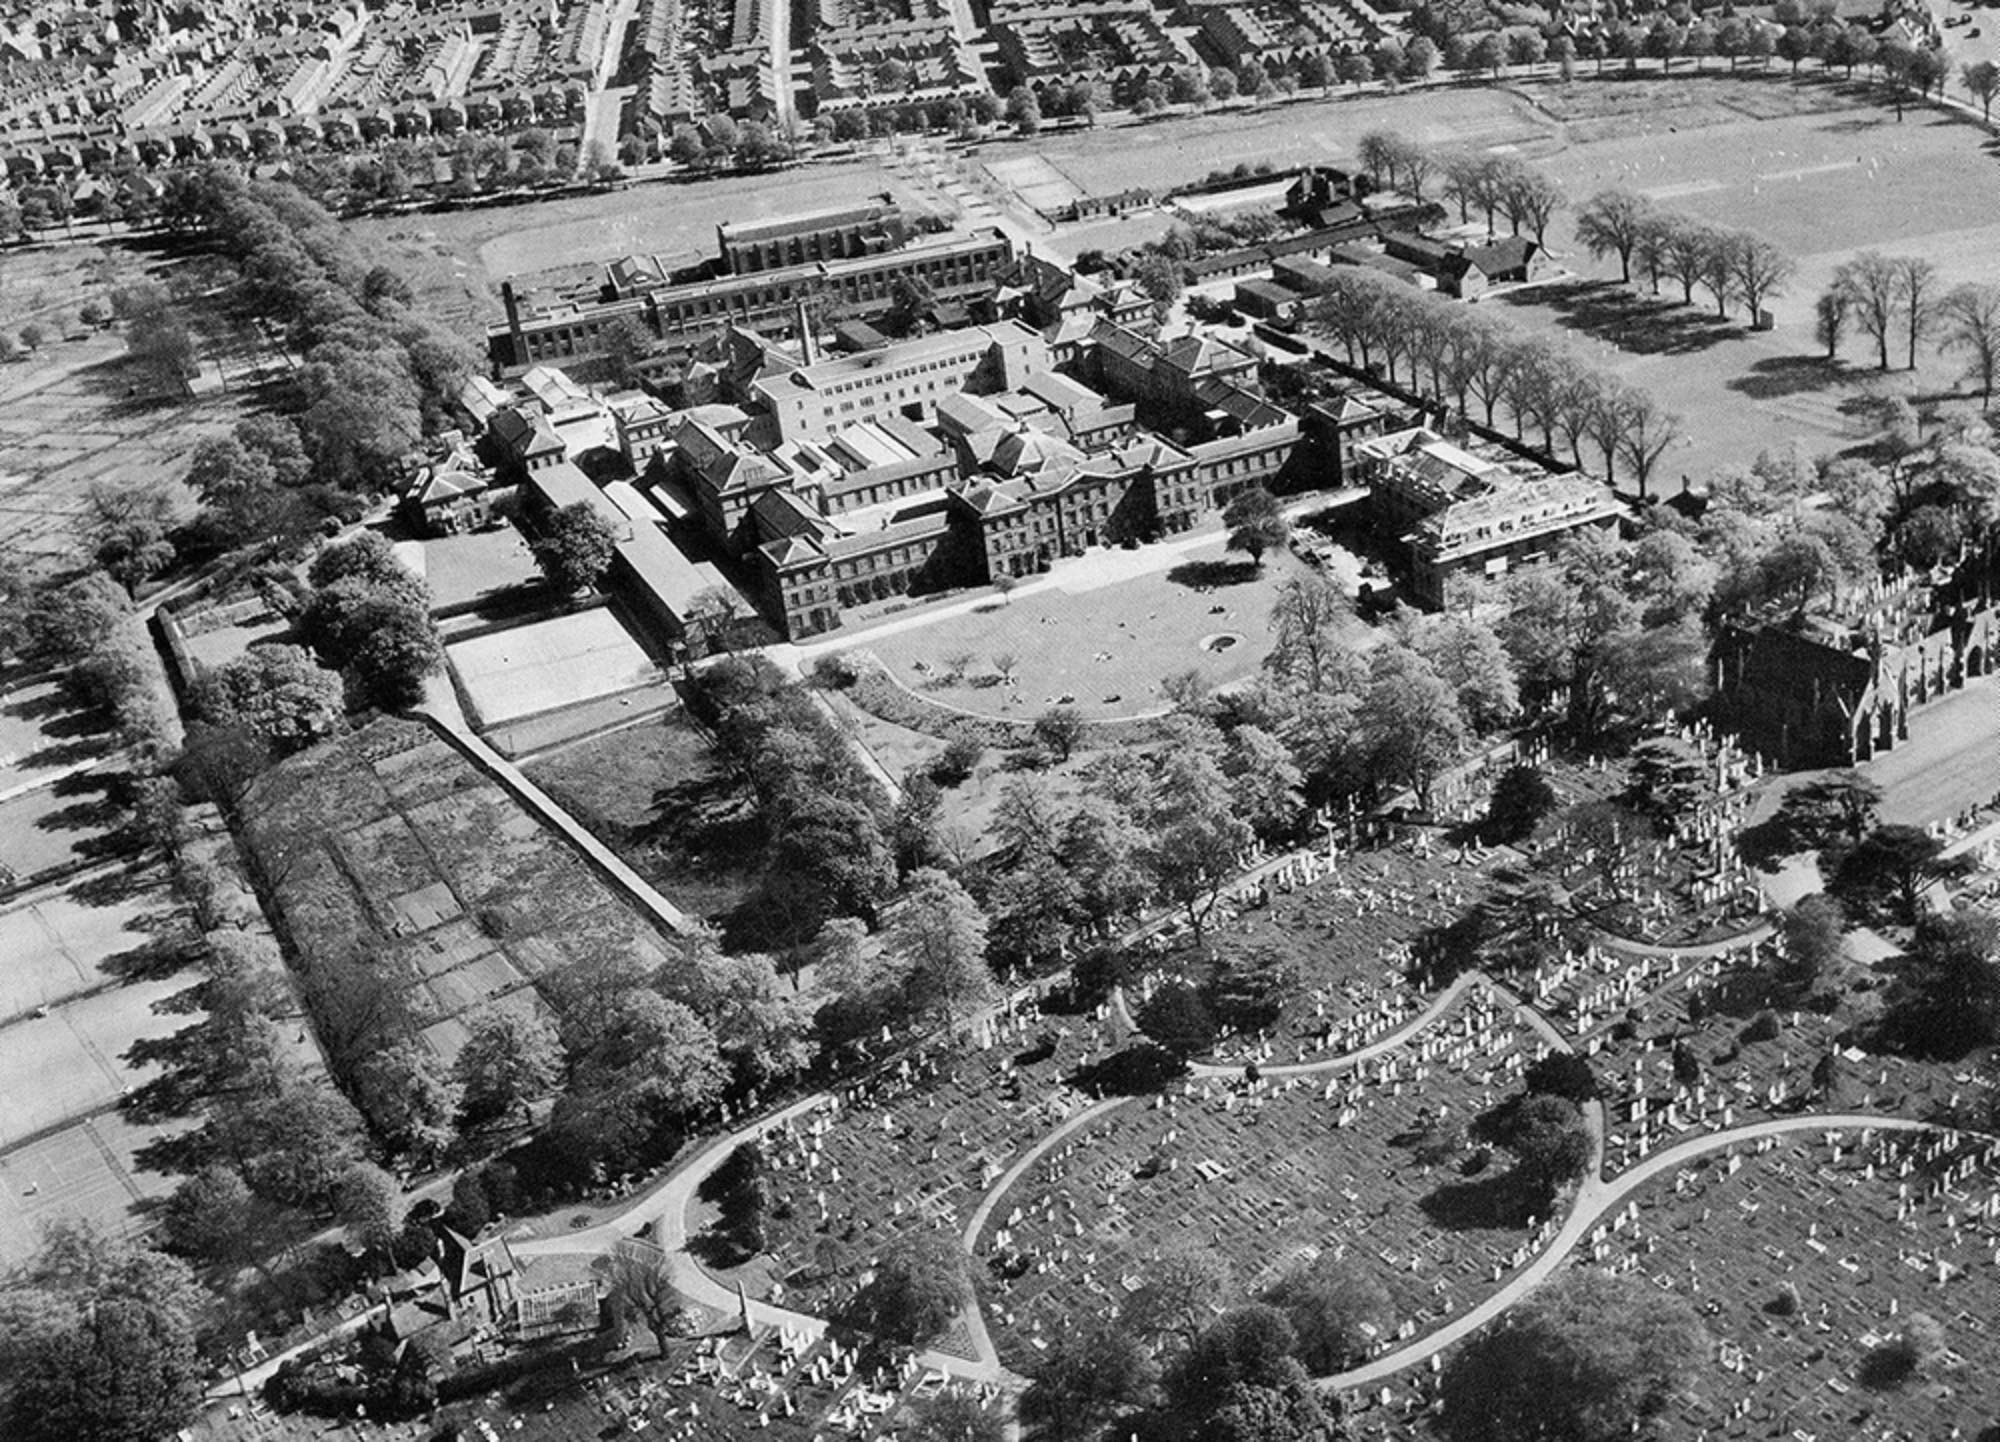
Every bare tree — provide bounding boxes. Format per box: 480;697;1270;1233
1618;391;1684;501
605;1250;685;1357
1730;233;1794;325
1895;256;1941;370
1833;252;1900;371
1573;189;1656;284
1500;166;1565;247
1661;217;1716;306
1938;282;2000;400
1816;288;1850;362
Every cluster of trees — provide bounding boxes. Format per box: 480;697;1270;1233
181;413;369;556
159;167;473;494
1307;267;1684;495
1358;132;1563;245
298;533;444;711
1821;252;2000;393
666;116;797;171
1574;189;1794;322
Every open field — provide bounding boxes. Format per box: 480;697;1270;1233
0;769;126;880
0;675;111;795
1863;671;2000;826
827;536;1323;722
522;712;763;930
0;970;191;1142
405;526;544;611
448;607;660;727
0;886;162;1020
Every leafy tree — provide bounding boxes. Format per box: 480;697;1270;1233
1828;823;1968;925
887;867;996;1026
1135;981;1217;1059
353;1041;460;1161
1223;724;1304;839
1032;706;1086;762
3;1231;206;1442
1494;1093;1594;1201
346;595;444;709
846;1233;970;1348
605;1251;685;1356
532;500;621;593
454;1009;564;1124
1878;912;2000;1057
1359;645;1465;812
1965;59;2000;123
1575;190;1656;285
987;847;1082;972
1438;1269;1706;1442
196;644;344;753
1205;1374;1335;1442
212;1074;369;1211
1144;750;1253;943
1778;893;1845;995
1938;282;2000;400
1167;1305;1304;1408
1221;487;1290;568
1263;1253;1392;1374
158;1165;268;1271
1019;1322;1156;1442
1486;764;1557;843
78;478;180;591
1005;86;1042;135
1524;1052;1599;1102
334;1161;404;1264
1120;1245;1231;1349
1264;571;1356;693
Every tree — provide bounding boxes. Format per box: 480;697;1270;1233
1778;893;1845;995
1358;646;1465;813
1816;286;1850;361
847;1234;970;1348
454;1009;564;1124
1221;487;1289;568
197;644;343;753
1121;1246;1232;1348
1964;59;2000;123
532;500;621;594
1265;571;1354;693
1499;166;1564;247
1498;1093;1594;1200
1878;912;2000;1057
1438;1269;1706;1442
1144;751;1253;943
1829;823;1968;925
886;868;996;1027
353;1041;460;1161
334;1161;404;1264
1032;706;1086;762
1135;981;1217;1059
1730;232;1794;323
1223;724;1304;839
7;1284;204;1442
126;309;197;383
605;1252;685;1356
158;1165;267;1270
1169;1305;1303;1406
78;478;180;591
1617;389;1683;501
347;597;444;709
1938;282;2000;399
1019;1322;1156;1442
1895;255;1940;370
1833;252;1901;371
1005;86;1042;135
1486;764;1557;843
1574;190;1655;285
1263;1254;1392;1374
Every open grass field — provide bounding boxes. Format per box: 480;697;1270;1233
0;886;163;1020
0;675;112;795
0;970;192;1142
404;525;544;612
447;606;660;727
827;536;1323;722
0;768;126;880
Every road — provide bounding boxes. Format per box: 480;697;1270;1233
767;0;794;137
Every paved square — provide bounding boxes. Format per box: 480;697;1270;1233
447;607;660;726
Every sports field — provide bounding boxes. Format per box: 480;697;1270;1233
447;607;661;727
0;887;158;1019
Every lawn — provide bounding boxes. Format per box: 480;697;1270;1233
826;537;1326;723
446;606;662;727
521;710;765;935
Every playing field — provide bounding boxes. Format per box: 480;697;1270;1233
447;606;661;729
0;1111;195;1267
0;887;158;1019
0;676;110;795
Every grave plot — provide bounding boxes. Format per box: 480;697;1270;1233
1196;844;1500;1064
1574;1128;2000;1440
1581;959;1961;1180
972;989;1559;1373
742;995;1132;1328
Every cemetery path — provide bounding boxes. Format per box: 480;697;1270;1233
1326;1111;1945;1393
1595;920;1774;960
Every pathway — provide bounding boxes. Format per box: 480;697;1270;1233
412;705;691;934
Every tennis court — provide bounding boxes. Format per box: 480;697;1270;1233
447;607;660;727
